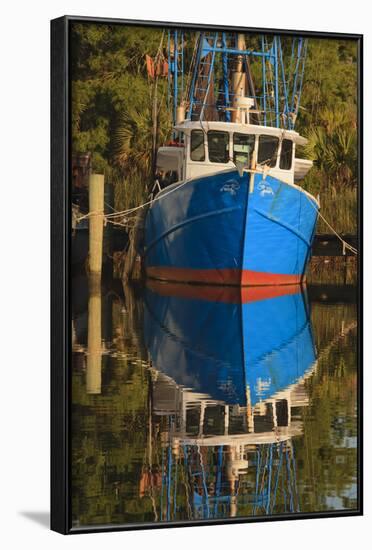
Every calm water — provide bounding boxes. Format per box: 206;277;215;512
71;274;358;528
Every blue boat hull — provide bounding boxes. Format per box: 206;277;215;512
144;282;316;406
144;169;318;285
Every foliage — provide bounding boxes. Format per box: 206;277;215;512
298;39;357;131
71;23;172;206
298;38;358;232
114;92;172;177
71;25;359;229
303;123;357;187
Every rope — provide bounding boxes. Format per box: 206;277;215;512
75;176;192;225
304;194;358;255
74;209;140;229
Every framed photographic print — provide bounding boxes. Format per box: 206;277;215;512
51;15;363;534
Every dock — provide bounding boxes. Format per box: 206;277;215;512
312;234;358;256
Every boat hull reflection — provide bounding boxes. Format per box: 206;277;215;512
142;281;317;519
144;281;316;408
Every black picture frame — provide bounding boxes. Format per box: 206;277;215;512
51;15;363;534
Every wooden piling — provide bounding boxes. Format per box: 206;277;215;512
86;274;102;394
123;207;147;282
89;173;105;274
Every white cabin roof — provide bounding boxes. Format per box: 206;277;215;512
174;120;308;146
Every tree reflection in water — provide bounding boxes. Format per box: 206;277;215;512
71;277;358;527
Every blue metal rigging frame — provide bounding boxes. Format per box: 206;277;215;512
166;31;308;130
157;440;300;521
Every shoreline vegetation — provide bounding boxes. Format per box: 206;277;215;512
71;24;358;237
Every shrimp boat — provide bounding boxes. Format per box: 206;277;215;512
144;32;318;286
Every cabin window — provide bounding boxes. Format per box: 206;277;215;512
190;130;205;161
280;139;293;170
207;131;229;163
233;133;255;166
257;135;279;167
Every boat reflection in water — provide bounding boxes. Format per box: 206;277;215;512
142;282;317;520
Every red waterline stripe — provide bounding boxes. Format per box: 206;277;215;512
146;266;303;287
146;279;302;304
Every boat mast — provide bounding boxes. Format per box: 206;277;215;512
231;34;247;123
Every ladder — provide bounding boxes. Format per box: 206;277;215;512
188;33;219;121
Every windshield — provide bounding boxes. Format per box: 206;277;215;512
190;130;205;161
233;133;255;167
207;131;229;163
280;139;293;170
257;135;279;167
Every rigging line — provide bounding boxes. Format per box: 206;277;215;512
197;443;210;519
155;30;166;63
104;201;116;212
199;34;218;123
181;445;193;520
271;442;284;513
185;33;200;104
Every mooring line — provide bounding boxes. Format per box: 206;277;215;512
304;193;358;255
75;176;193;225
